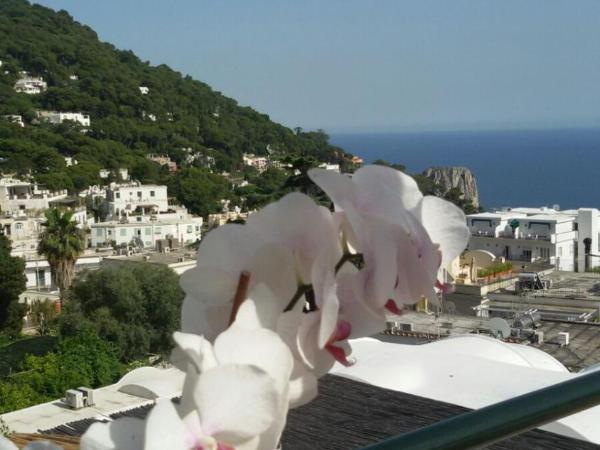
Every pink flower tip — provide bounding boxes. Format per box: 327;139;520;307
384;299;403;316
435;280;454;294
326;344;353;367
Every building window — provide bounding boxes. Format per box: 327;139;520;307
116;193;120;199
559;247;563;257
96;228;103;237
145;228;151;236
36;269;46;287
120;228;127;237
155;226;162;234
150;191;155;197
137;191;142;198
187;225;193;233
14;223;23;230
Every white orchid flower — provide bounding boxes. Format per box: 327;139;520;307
83;323;292;450
309;165;469;316
82;365;279;450
179;223;297;341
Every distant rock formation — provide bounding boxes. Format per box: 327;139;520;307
423;166;479;208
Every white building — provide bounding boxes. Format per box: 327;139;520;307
90;212;202;249
318;163;341;173
23;253;103;290
242;153;269;172
14;75;47;94
139;86;150;95
37;110;90;127
466;206;600;272
0;213;43;258
64;156;78;167
0;177;68;213
105;182;169;218
2;114;25;127
98;168;129;181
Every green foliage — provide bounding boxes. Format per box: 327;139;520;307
477;262;513;278
0;235;26;336
29;299;58;336
372;159;406;172
236;167;290;210
168;168;232;217
60;264;184;361
0;331;122;414
0;0;349;201
0;335;57;377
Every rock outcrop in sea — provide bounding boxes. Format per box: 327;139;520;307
423;166;479;208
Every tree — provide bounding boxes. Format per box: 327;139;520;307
60;264;184;361
0;331;123;414
0;235;26;337
169;168;232;217
29;299;58;336
37;209;85;306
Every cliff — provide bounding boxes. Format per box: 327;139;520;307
423;166;479;208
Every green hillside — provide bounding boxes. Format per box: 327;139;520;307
0;0;350;198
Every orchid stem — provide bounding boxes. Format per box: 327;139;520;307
283;284;312;312
334;252;364;274
228;271;251;326
283;253;365;313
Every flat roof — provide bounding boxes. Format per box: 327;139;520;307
103;249;197;266
523;214;575;222
1;367;183;434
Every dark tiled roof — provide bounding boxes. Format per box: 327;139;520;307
42;375;599;450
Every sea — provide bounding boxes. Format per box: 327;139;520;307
330;128;600;211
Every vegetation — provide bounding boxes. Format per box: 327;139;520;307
0;335;57;378
37;208;85;306
0;235;26;338
0;331;123;414
29;299;58;336
0;0;349;216
477;262;513;279
58;264;184;361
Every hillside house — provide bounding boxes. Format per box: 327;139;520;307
14;74;47;94
37;110;90;127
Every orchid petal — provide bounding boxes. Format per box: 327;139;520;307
246;193;341;283
180;297;230;342
352;165;422;214
288;362;318;408
145;399;189;450
194;365;278;442
419;195;469;271
214;326;293;396
171;331;217;373
80;417;145;450
0;436;17;450
22;443;63;450
307;169;357;210
196;224;266;272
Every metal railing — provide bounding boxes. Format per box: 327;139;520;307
362;369;600;450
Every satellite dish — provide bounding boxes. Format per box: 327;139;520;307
489;318;511;339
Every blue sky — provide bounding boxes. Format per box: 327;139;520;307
34;0;600;132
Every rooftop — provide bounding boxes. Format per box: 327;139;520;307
32;375;599;450
1;367;184;434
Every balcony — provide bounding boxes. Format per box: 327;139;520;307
522;233;551;241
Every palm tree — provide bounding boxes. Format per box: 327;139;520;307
38;208;85;307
